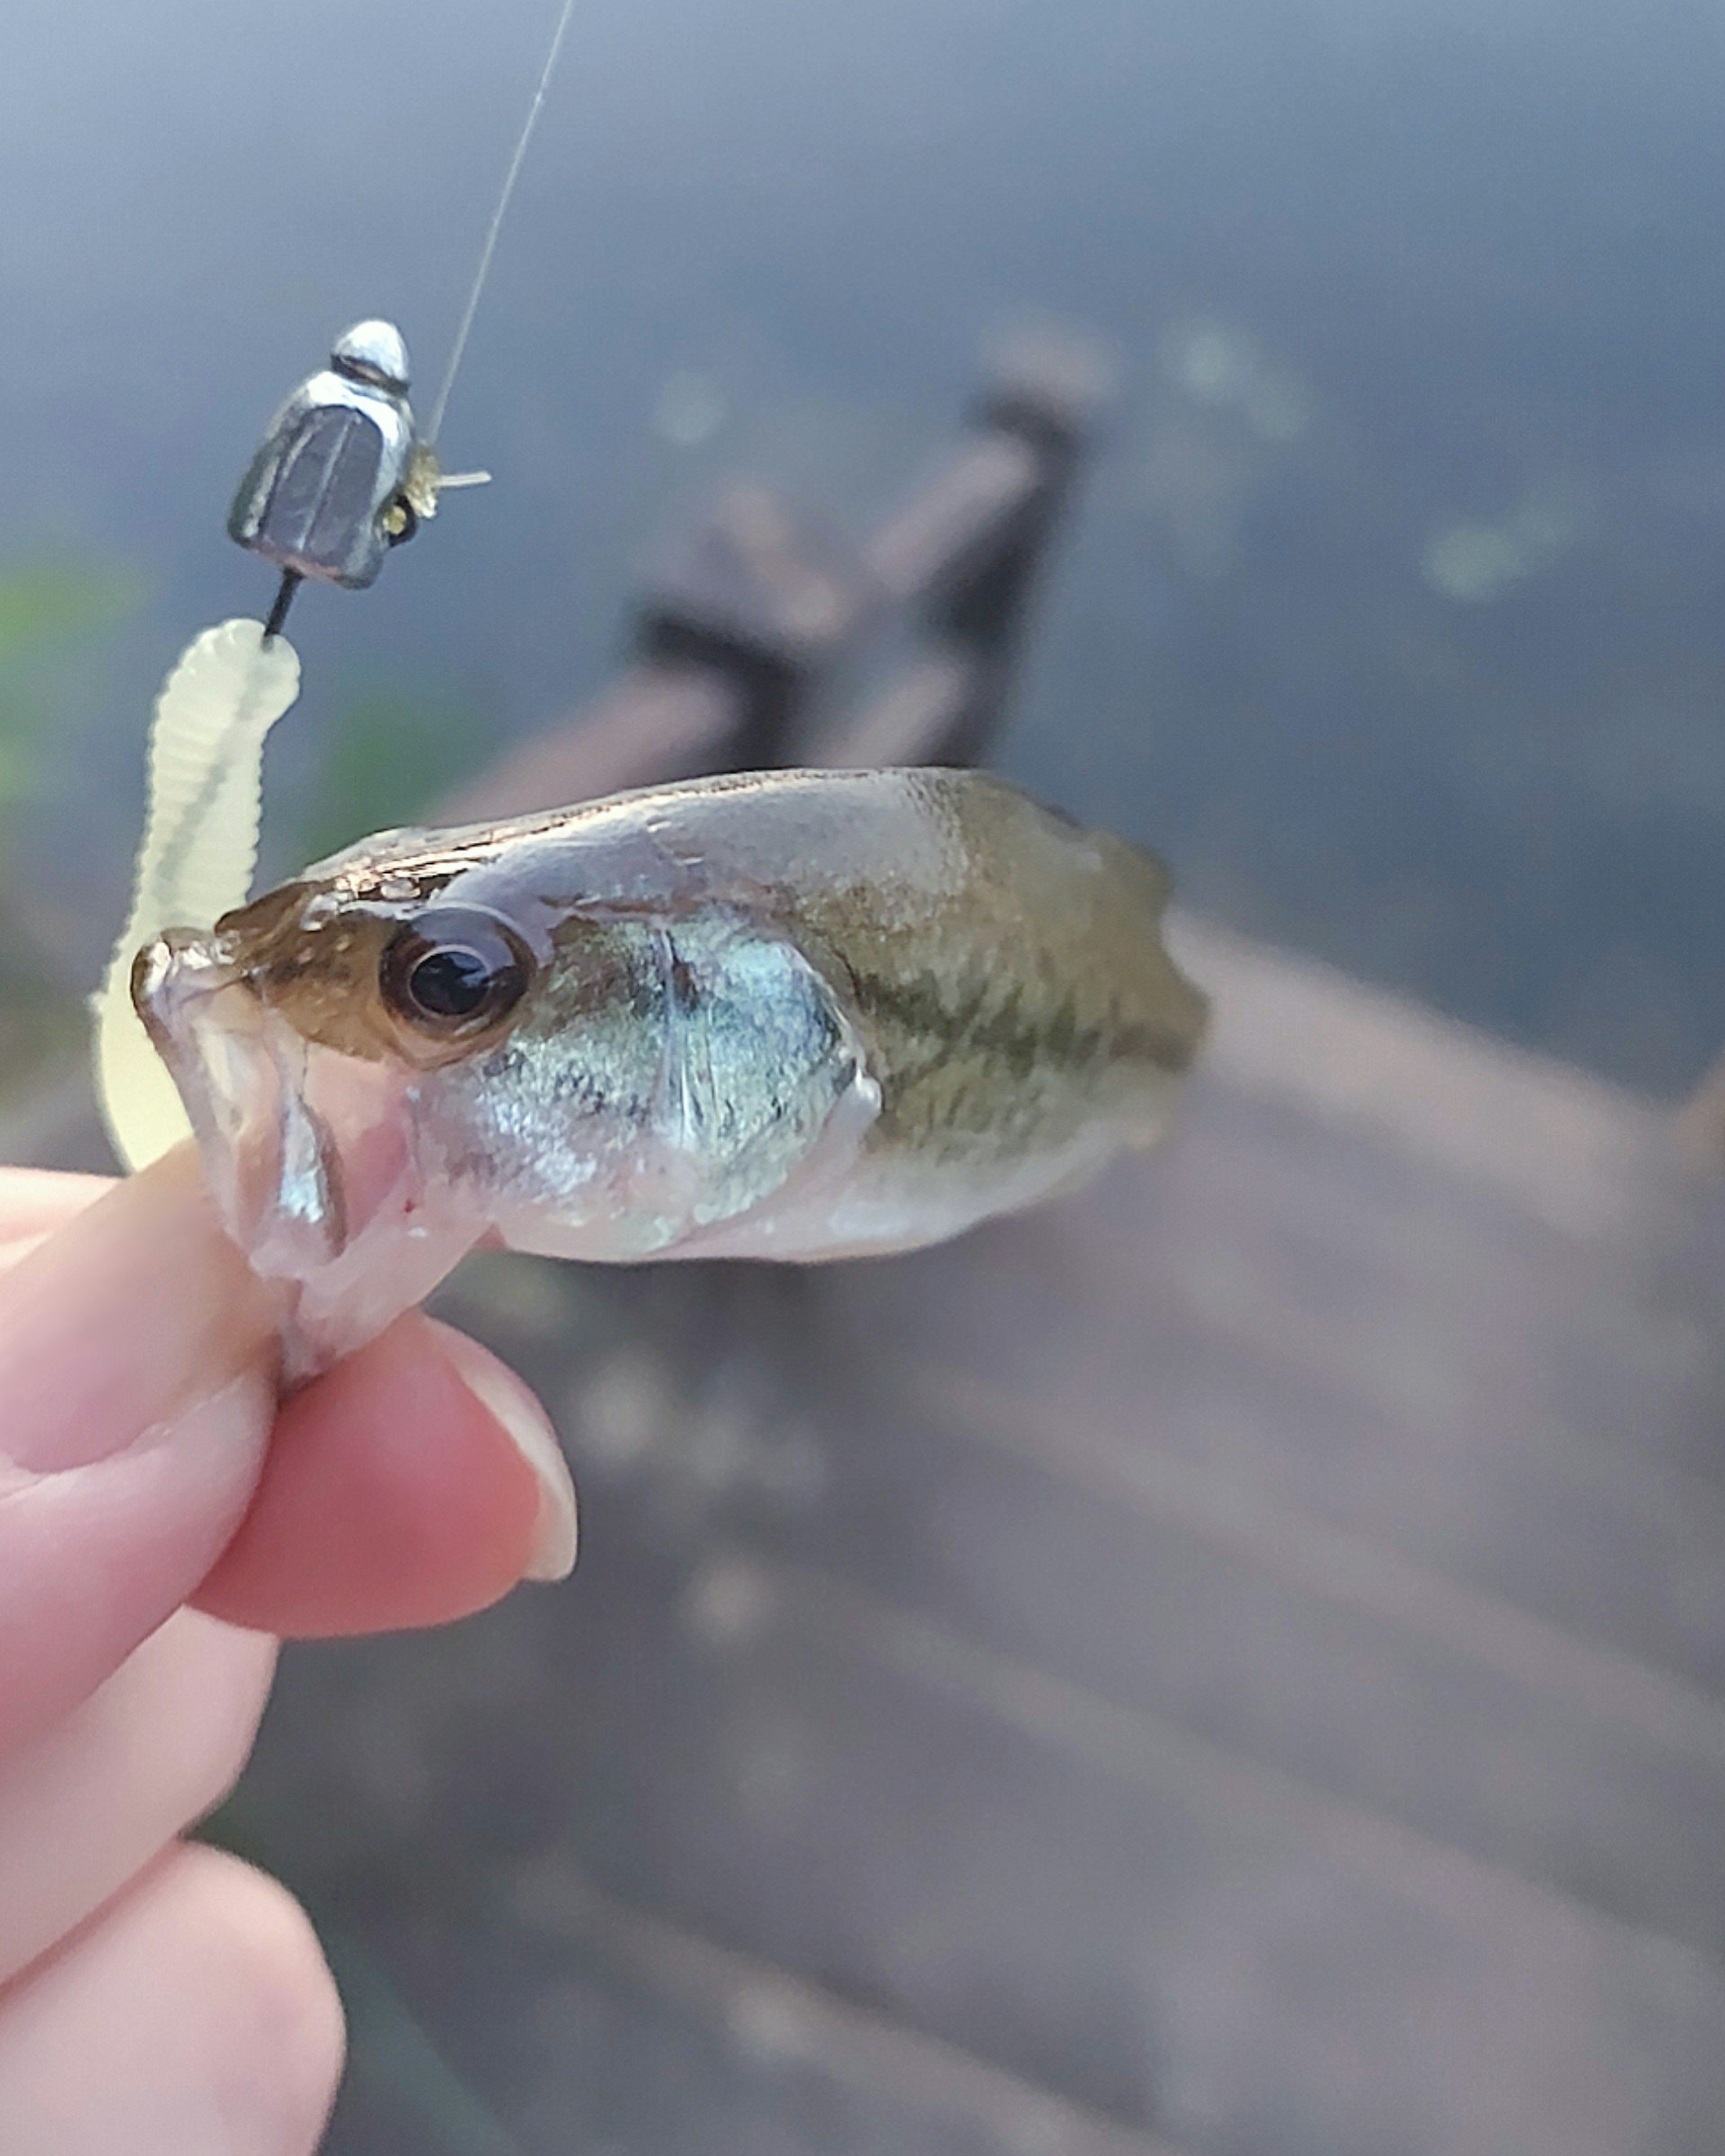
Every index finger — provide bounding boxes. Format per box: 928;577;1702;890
0;1152;573;1753
0;1151;278;1750
0;1171;114;1269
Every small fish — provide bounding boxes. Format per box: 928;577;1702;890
133;767;1207;1373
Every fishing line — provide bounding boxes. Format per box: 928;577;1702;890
426;0;580;446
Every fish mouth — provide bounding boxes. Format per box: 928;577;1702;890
133;928;353;1280
133;929;485;1375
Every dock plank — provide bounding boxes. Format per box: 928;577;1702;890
217;916;1725;2154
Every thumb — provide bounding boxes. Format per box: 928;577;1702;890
0;1150;280;1753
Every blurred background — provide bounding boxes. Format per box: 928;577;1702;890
4;0;1725;1087
4;1;1725;2152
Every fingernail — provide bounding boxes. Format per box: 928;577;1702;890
434;1328;578;1582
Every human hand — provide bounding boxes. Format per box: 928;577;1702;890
0;1150;577;2155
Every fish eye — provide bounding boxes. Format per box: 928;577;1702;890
380;907;531;1037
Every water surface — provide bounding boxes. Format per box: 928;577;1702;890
2;0;1721;1087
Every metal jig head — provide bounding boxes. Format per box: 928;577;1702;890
228;318;489;636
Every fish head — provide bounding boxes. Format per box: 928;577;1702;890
132;839;876;1370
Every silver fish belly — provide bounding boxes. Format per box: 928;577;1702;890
133;768;1207;1371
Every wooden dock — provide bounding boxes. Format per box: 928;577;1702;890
221;913;1725;2156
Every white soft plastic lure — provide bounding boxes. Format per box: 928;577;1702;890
93;619;299;1172
127;768;1207;1377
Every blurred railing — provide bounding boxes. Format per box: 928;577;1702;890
438;332;1109;823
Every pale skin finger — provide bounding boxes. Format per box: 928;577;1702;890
0;1171;113;1270
0;1151;571;1750
0;1841;344;2156
0;1158;572;2148
0;1610;276;1984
